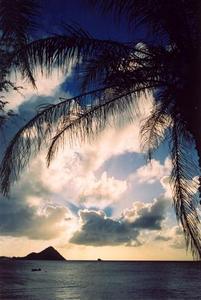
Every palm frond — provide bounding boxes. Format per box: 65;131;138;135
140;86;176;160
13;23;158;88
87;0;166;30
77;51;120;93
0;0;39;45
79;44;166;98
46;87;146;165
13;27;131;77
0;83;154;195
0;87;107;194
15;48;36;87
0;3;200;260
170;120;201;259
140;102;171;161
87;0;198;45
0;0;39;86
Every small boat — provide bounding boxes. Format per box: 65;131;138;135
97;258;102;262
31;268;41;272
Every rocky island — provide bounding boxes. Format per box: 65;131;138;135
13;246;66;261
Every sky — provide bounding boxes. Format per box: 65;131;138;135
0;0;194;260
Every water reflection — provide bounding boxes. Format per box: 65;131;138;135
0;260;200;300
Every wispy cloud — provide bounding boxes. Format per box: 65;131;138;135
5;68;70;111
129;158;172;184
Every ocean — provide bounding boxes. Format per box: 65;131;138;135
0;260;200;300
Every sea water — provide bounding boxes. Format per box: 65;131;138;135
0;260;200;299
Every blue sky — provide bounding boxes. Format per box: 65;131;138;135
0;1;193;260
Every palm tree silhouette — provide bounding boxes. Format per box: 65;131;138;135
0;0;38;126
1;0;201;258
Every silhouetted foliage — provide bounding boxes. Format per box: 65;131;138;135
0;1;201;258
0;0;39;127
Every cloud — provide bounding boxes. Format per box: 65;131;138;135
5;67;71;111
155;235;171;242
170;226;186;249
0;131;129;241
129;158;172;185
70;209;139;246
70;196;169;246
0;156;72;240
0;138;170;245
0;196;70;240
122;196;169;230
78;172;127;207
3;92;154;214
77;93;154;174
2;90;169;248
21;149;128;210
153;225;186;250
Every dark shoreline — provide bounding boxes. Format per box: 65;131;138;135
0;257;199;263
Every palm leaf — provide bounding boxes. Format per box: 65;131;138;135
0;0;38;44
13;26;131;78
0;5;200;260
87;0;198;44
0;0;39;86
140;102;170;161
170;120;201;259
46;87;148;165
0;83;155;195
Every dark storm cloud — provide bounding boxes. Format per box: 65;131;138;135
70;210;139;246
70;197;169;246
130;196;168;230
0;162;69;240
0;198;68;239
